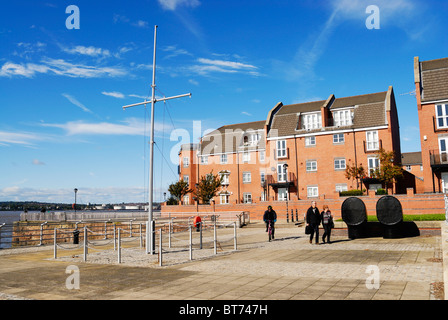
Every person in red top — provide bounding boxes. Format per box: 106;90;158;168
193;214;202;232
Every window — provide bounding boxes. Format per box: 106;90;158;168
368;156;380;175
335;184;348;193
277;164;287;182
243;152;250;163
334;158;346;170
219;172;230;185
243;133;261;146
436;104;448;128
305;136;316;146
183;175;189;186
333;109;353;126
333;133;344;144
307;186;319;198
439;137;448;163
260;172;266;183
200;156;208;165
405;165;412;171
259;151;265;163
302;113;322;130
243;193;252;204
242;172;251;183
183;157;189;168
306;160;317;172
183;195;189;205
220;154;228;164
366;131;379;151
220;194;229;204
276;140;287;158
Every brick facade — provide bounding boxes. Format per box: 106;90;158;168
179;86;402;205
414;56;448;193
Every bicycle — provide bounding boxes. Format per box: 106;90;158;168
267;220;275;242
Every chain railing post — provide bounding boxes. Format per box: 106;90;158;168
214;219;217;255
159;228;163;267
234;221;237;251
54;228;57;259
117;228;121;264
189;225;193;261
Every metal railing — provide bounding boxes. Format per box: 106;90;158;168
52;219;239;267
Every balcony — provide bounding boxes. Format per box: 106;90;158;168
429;150;448;170
363;139;382;153
266;172;296;188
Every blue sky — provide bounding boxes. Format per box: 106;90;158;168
0;0;447;204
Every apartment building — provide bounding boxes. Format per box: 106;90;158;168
414;56;448;193
178;86;401;204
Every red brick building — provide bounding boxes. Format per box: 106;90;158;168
414;56;448;193
178;86;401;204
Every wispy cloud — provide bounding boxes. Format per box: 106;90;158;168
32;159;46;166
0;130;47;147
41;118;170;136
241;111;252;116
157;0;201;11
0;58;127;78
102;91;125;99
113;14;149;28
62;93;93;113
0;186;148;203
188;57;260;76
61;45;111;57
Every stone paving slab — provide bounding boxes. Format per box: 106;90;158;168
0;223;444;301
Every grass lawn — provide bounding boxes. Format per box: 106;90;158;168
366;214;446;222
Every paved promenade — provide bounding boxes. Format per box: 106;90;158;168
0;222;444;301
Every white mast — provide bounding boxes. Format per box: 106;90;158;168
122;25;191;254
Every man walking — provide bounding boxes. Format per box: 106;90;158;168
306;201;321;244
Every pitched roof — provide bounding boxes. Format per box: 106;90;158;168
420;57;448;102
401;152;422;165
268;90;389;138
200;120;266;155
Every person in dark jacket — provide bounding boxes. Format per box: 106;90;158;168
263;206;277;239
306;201;321;244
321;205;333;244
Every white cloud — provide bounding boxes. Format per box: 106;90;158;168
41;118;170;137
62;45;111;57
62;93;93;113
102;91;125;99
241;111;252;116
0;186;149;203
188;58;260;76
0;58;127;78
32;159;46;166
158;0;200;11
0;130;46;147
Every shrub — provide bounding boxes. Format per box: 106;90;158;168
340;189;363;196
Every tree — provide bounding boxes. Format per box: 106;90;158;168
194;171;223;204
370;149;403;189
168;179;192;204
345;162;366;190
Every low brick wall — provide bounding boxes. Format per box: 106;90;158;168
162;191;446;221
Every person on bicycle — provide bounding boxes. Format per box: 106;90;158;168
263;205;277;239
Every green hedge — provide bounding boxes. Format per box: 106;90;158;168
340;190;363;196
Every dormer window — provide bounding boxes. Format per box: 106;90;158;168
333;109;353;127
301;112;322;130
243;133;261;146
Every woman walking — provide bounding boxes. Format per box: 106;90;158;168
321;205;333;244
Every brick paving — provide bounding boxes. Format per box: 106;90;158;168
0;223;444;300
